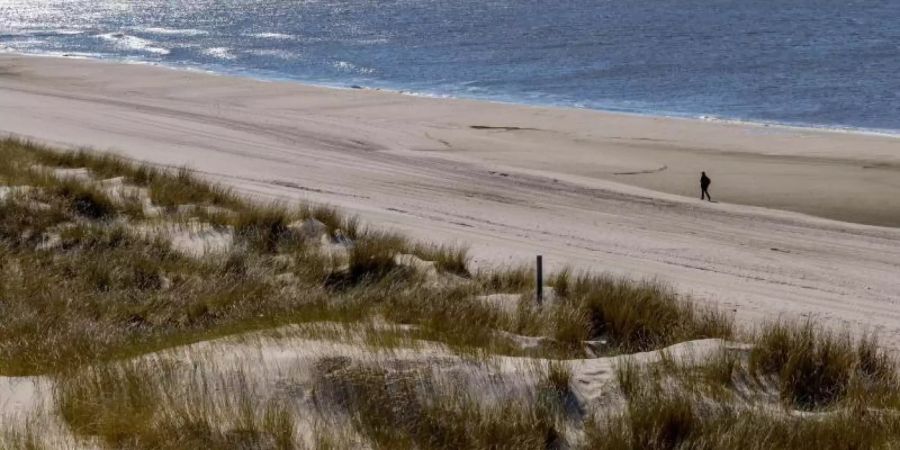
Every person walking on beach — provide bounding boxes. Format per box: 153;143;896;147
700;171;712;201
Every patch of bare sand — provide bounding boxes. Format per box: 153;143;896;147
0;186;33;201
0;376;84;448
132;221;234;257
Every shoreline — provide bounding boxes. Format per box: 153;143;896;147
7;49;900;141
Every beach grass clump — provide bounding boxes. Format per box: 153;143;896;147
701;409;900;450
31;147;136;180
56;359;298;450
585;341;900;450
585;389;900;450
313;363;561;450
697;345;742;388
613;357;643;401
547;303;593;351
302;204;361;241
548;267;572;299
57;361;169;444
231;204;296;253
0;194;69;249
48;178;117;219
381;285;517;354
408;242;472;277
601;389;702;450
323;231;409;288
147;166;235;209
0;422;46;450
27;144;241;211
543;361;573;397
749;321;899;410
476;264;534;293
348;232;405;281
537;361;579;419
521;273;734;353
575;275;733;352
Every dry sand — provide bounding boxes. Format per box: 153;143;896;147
2;54;900;346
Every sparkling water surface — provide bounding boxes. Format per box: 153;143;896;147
2;0;900;132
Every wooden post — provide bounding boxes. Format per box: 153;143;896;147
536;255;543;305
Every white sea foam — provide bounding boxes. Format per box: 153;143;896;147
98;32;169;55
203;47;236;60
354;38;389;45
248;49;299;60
1;28;87;38
45;51;103;60
696;115;900;139
333;60;374;74
400;91;453;99
39;28;87;36
135;27;208;36
0;39;43;48
248;32;293;39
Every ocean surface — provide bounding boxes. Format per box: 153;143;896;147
2;0;900;132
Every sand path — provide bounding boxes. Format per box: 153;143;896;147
2;55;900;347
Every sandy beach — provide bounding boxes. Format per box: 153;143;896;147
2;54;900;346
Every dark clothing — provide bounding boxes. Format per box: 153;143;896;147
700;174;712;201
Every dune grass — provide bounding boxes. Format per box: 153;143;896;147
587;322;900;450
4;137;900;449
0;137;736;375
0;422;46;450
312;363;563;450
54;354;567;450
31;149;240;211
409;242;472;277
749;321;898;410
586;388;900;450
535;273;734;354
46;327;900;450
55;359;299;450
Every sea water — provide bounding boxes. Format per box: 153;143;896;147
2;0;899;132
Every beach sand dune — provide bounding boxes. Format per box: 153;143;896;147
2;54;900;347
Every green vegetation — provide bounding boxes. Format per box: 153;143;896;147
587;323;900;450
586;385;900;450
56;359;298;450
0;421;45;450
312;363;561;450
2;137;899;449
0;138;733;375
749;321;898;410
553;274;734;352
